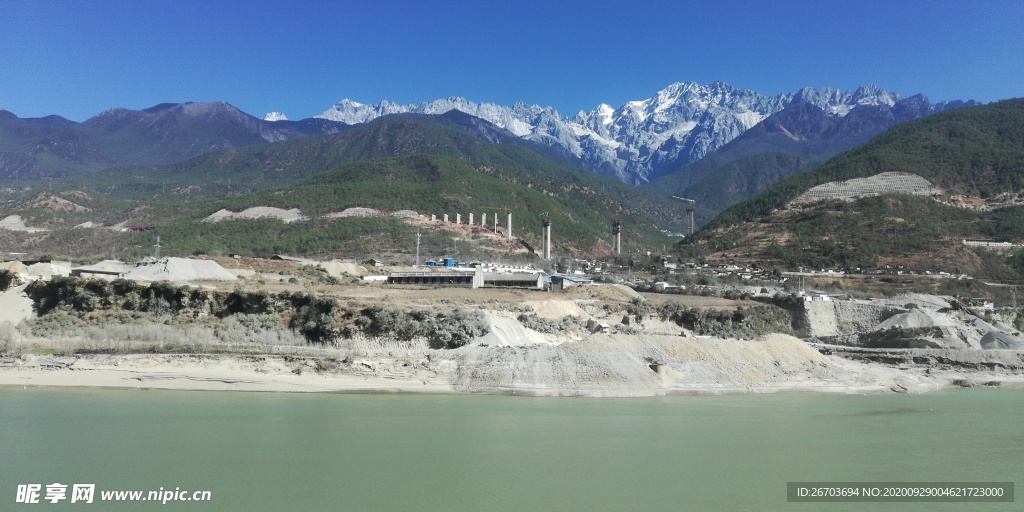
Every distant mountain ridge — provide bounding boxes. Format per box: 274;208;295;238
317;82;974;184
74;112;687;230
2;81;976;186
0;102;351;179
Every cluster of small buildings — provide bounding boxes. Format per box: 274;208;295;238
669;262;775;282
784;265;971;279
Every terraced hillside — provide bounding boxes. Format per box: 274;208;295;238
790;172;941;205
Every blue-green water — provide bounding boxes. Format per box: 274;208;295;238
1;388;1021;511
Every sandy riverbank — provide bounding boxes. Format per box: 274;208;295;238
4;334;1022;396
0;354;450;394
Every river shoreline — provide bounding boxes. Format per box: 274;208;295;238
4;337;1023;397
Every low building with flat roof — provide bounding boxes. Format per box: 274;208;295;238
387;268;543;290
388;268;482;287
71;260;130;280
483;272;543;290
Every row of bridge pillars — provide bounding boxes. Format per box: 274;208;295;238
430;212;514;240
425;212;623;260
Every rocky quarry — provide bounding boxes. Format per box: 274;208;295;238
802;293;1024;350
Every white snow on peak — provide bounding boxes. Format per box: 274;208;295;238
736;111;765;130
313;82;912;183
853;84;899;107
263;112;288;122
623;100;649;122
791;84;901;116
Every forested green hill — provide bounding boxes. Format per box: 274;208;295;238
688;99;1024;278
708;99;1024;228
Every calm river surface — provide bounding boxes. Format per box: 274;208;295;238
1;388;1020;511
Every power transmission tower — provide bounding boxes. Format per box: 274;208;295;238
154;235;162;259
415;231;421;266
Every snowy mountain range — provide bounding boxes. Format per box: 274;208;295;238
317;82;956;184
2;81;972;185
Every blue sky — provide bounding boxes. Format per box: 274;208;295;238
1;0;1021;121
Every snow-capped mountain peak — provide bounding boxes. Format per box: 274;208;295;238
792;84;901;116
851;84;899;106
263;112;288;122
316;82;922;184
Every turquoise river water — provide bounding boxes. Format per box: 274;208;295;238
1;387;1021;511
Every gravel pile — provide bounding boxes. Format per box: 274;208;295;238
319;261;367;277
980;332;1024;350
474;312;552;347
203;207;305;223
26;262;71;279
328;207;380;218
875;309;951;329
0;215;45;232
524;299;589;319
125;258;237;282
